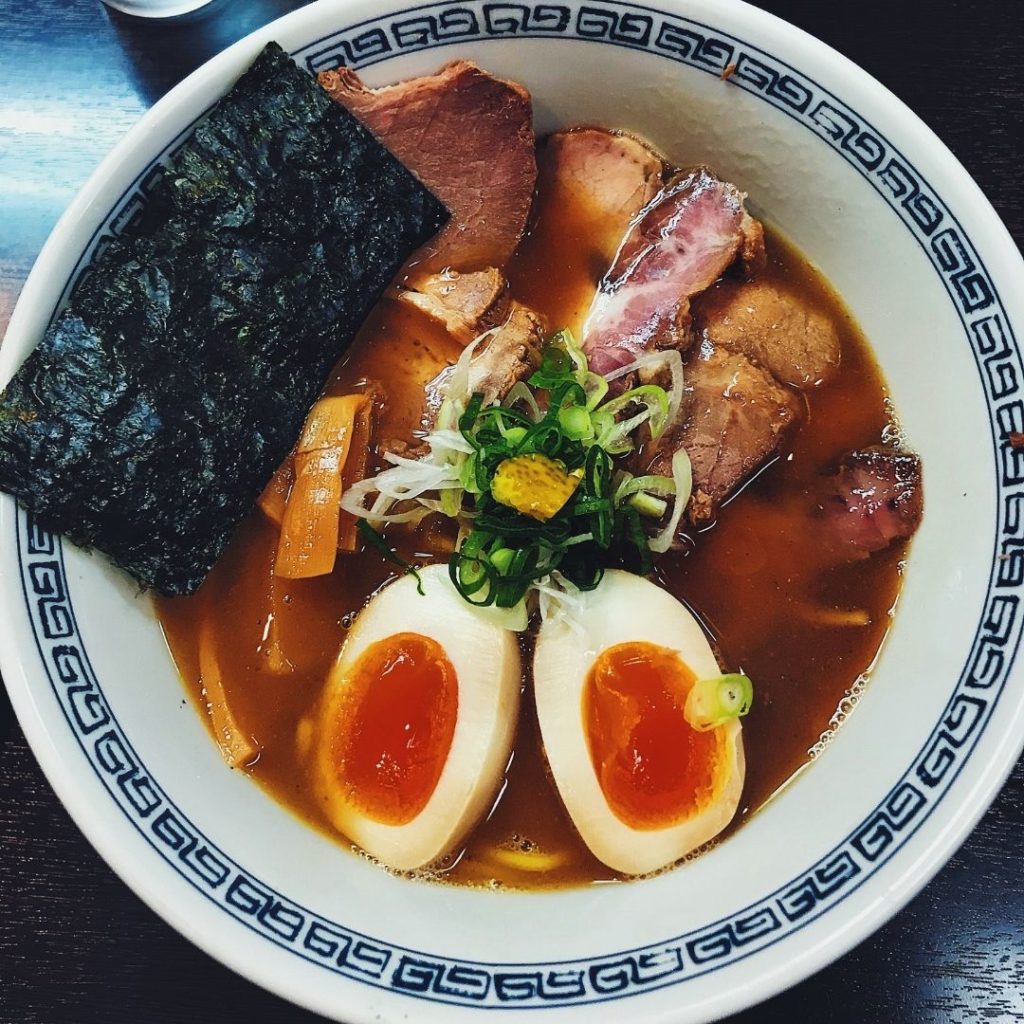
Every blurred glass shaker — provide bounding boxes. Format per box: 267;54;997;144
101;0;216;16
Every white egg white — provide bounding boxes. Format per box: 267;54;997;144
313;564;521;871
534;570;745;876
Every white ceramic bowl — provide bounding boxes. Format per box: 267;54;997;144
2;1;1023;1021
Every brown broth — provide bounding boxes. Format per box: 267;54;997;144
158;141;905;890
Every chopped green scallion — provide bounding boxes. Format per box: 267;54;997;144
356;519;424;594
628;492;668;518
558;405;593;440
490;547;516;574
351;327;694;623
684;674;754;732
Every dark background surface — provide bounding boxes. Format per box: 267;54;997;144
1;0;1022;1020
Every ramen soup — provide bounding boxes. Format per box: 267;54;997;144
157;64;923;889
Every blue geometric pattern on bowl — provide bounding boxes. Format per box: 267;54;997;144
16;0;1022;1009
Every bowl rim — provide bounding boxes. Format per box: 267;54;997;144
2;0;1024;1021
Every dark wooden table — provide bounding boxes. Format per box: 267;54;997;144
2;0;1022;1020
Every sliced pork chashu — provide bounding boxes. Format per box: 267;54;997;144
655;279;843;522
543;128;664;267
427;301;547;411
319;61;536;271
818;446;923;557
693;278;841;389
649;346;801;524
395;265;545;408
464;303;547;405
583;166;752;376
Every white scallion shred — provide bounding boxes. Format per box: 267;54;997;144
443;326;499;406
502;381;544;423
340;325;513;527
648;448;693;553
422;428;475;454
534;572;587;635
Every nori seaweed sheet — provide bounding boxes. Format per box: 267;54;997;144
0;43;448;595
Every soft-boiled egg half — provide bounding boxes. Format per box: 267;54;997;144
534;570;745;876
312;564;520;871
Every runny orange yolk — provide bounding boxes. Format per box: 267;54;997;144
583;641;726;830
331;633;458;825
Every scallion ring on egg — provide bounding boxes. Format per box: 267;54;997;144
685;674;754;732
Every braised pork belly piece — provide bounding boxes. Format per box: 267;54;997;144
392;264;546;422
739;212;767;278
429;302;546;410
466;303;547;405
319;61;536;271
693;278;841;389
660;280;844;523
399;268;511;344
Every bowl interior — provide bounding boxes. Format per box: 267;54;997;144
2;1;1022;1021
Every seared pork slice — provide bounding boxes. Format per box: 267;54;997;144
544;129;664;266
318;61;536;270
819;446;922;555
649;347;800;524
400;268;511;343
583;167;753;376
428;302;546;410
694;279;841;388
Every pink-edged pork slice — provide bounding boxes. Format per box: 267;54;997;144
583;167;752;377
818;446;923;556
319;61;536;272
